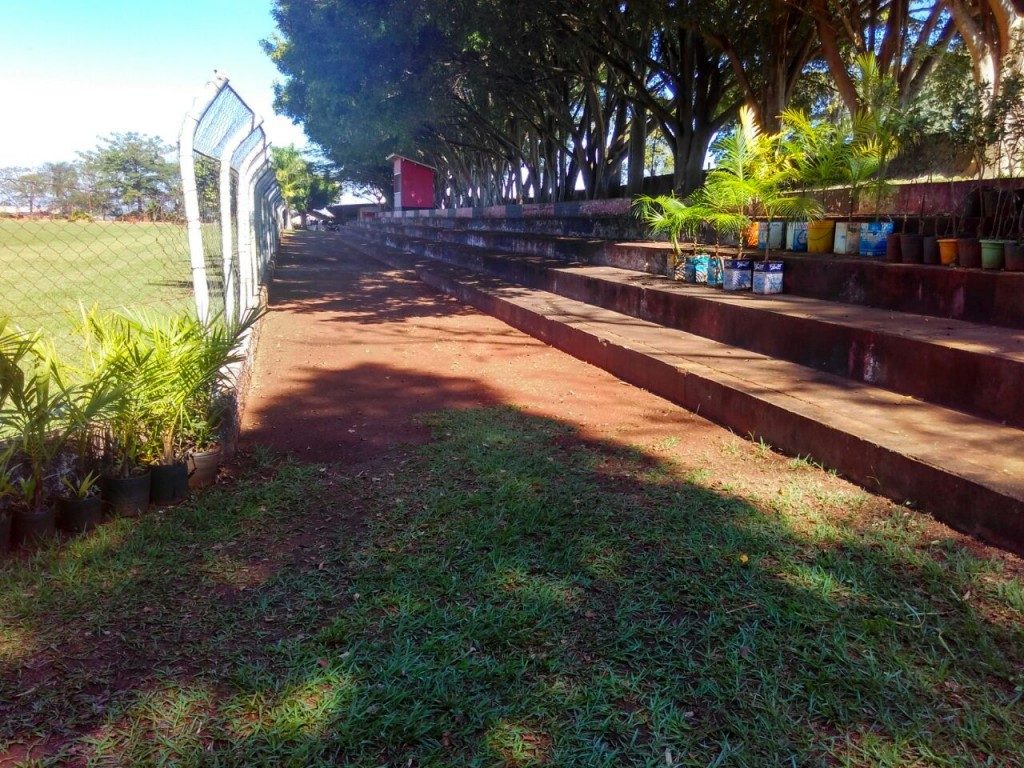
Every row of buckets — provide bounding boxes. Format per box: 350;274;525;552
676;255;784;294
751;220;891;257
752;219;1024;269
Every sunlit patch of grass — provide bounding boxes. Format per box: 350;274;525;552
1;407;1023;766
486;720;553;766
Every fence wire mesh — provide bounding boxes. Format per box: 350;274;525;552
0;74;281;361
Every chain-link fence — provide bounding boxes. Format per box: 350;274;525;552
0;74;282;359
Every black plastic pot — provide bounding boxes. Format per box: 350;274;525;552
57;496;103;534
103;471;151;517
12;506;56;547
922;236;939;265
151;463;189;505
0;511;11;556
958;237;981;268
1005;242;1024;272
900;233;923;264
188;448;222;490
885;233;902;263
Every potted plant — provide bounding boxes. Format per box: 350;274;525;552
633;194;708;281
78;309;158;516
705;106;818;293
184;408;224;489
0;335;116;546
847;54;906;258
782;109;849;254
834;130;881;256
57;471;103;534
937;179;964;265
0;459;15;555
980;188;1013;269
173;309;260;491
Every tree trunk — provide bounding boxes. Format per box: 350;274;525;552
626;106;647;196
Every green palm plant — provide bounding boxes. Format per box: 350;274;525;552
633;194;711;273
705;106;820;260
634;191;749;274
781;108;851;199
851;53;906;218
129;308;260;464
0;331;118;512
77;308;164;476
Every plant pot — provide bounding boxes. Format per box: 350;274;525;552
681;256;696;283
937;238;959;265
151;463;190;506
0;511;11;556
57;496;103;534
900;233;923;264
744;221;759;249
722;258;753;291
103;471;151;518
859;222;893;258
885;233;902;263
707;256;723;288
12;506;56;547
1005;241;1024;272
957;237;981;268
785;221;808;252
980;239;1007;270
757;222;784;251
752;260;784;295
806;221;835;253
188;448;223;490
922;236;938;265
833;221;860;255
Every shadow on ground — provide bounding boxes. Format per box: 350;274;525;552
0;400;1022;766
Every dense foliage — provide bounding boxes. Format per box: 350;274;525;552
0;134;180;220
265;0;1024;206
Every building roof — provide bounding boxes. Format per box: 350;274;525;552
386;154;437;172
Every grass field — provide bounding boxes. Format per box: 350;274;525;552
1;407;1022;766
0;219;222;353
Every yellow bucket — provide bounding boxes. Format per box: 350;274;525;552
807;221;836;253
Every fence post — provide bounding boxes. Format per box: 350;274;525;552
178;73;229;326
218;117;263;325
237;141;268;315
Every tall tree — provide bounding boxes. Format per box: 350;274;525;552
78;133;177;218
41;162;79;217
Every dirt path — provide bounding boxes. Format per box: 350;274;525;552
242;231;730;466
242;232;1023;559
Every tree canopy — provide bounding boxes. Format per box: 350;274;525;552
2;133;180;220
265;0;1024;206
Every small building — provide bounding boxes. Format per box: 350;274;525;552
326;203;384;224
387;154;435;212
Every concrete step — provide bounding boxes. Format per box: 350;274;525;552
364;213;645;240
349;228;1024;428
356;219;1024;328
344;232;1024;555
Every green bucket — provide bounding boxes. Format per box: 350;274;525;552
980;239;1008;270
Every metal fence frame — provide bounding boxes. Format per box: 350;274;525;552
179;73;283;326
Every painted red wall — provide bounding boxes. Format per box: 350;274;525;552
400;160;435;209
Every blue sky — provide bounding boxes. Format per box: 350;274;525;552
0;0;309;167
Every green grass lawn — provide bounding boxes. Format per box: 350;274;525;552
1;407;1022;766
0;219;224;355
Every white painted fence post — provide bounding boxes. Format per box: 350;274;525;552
178;73;229;326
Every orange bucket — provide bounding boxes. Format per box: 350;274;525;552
744;221;759;248
937;239;958;266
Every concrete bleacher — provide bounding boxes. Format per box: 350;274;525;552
344;202;1024;554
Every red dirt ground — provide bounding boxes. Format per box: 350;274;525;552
239;232;1020;568
242;232;744;467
